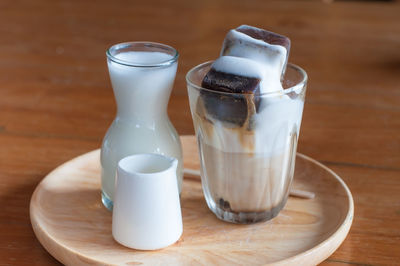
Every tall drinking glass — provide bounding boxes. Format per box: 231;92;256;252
186;62;307;223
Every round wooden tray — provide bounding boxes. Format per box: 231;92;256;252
30;135;353;265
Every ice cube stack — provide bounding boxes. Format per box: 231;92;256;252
200;25;291;128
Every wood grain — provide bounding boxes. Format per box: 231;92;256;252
30;136;353;265
0;0;399;265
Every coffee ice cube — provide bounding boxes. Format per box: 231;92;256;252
221;25;290;79
200;56;265;127
199;26;290;127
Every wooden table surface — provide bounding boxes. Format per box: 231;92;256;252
1;0;399;265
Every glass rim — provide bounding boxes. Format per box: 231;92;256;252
186;61;308;96
106;41;179;68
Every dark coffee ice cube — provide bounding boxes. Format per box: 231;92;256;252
200;56;262;127
202;68;261;95
235;25;290;54
221;25;291;77
198;25;291;128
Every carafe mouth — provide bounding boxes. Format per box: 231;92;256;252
106;41;179;68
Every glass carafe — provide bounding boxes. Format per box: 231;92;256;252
101;42;182;211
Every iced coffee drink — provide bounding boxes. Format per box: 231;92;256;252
186;25;307;223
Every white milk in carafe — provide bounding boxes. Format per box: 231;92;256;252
101;50;182;210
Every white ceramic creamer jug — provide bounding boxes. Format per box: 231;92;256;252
112;153;183;250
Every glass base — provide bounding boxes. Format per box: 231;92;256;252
102;191;113;211
211;198;287;224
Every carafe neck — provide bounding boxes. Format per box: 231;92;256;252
109;63;178;121
114;86;172;120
